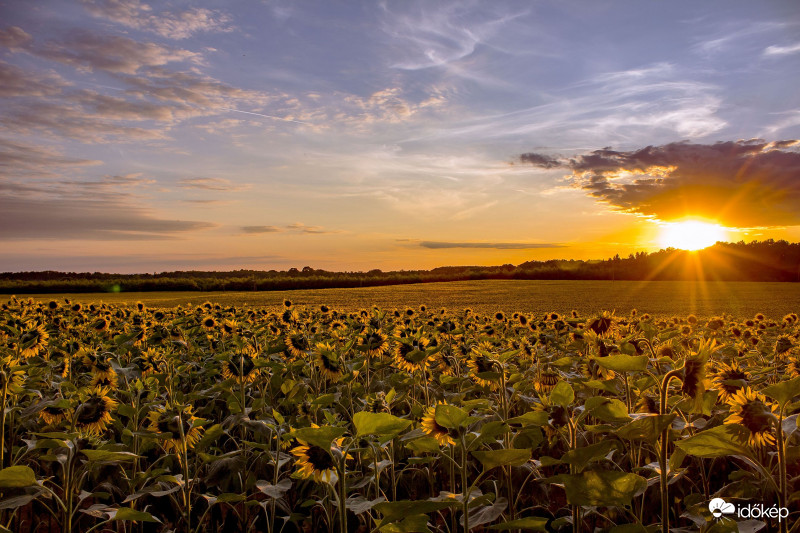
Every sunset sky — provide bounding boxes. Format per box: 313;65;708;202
1;0;799;273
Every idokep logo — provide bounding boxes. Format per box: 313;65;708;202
709;498;790;522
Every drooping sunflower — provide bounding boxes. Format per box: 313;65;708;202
222;345;261;383
421;403;456;446
19;323;49;358
788;352;800;378
147;405;204;454
39;400;72;426
291;442;337;483
725;387;777;449
392;337;430;373
90;370;119;390
535;369;560;394
74;387;117;436
710;360;749;403
81;350;116;381
315;342;344;380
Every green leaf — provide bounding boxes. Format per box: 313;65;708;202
609;525;649;533
763;376;800;409
434;404;469;430
311;393;336;407
256;478;292;499
549;381;574;407
194;423;224;451
551;471;646;507
354;412;411;438
379;514;432;533
592;354;649;372
111;507;161;522
0;466;37;488
290;426;347;450
472;449;531;470
616;414;677;443
675;424;751;458
585;397;630;423
405;437;441;454
488;517;550;531
560;440;621;472
374;500;459;526
81;450;138;462
507;411;549;427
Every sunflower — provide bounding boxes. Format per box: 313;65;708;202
392;337;430;373
710;360;749;403
421;403;456;446
39;400;72;426
315;342;344;380
0;356;25;391
90;317;109;333
222;345;261;383
725;387;777;449
74;387;117;436
137;348;164;377
586;311;617;337
221;319;238;336
201;316;217;331
359;330;390;358
291;442;337;483
535;369;560;394
19;323;49;358
285;332;309;359
90;370;119;390
81;350;116;381
788;353;800;378
147;405;204;454
466;350;499;388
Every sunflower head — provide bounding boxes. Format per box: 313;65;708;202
315;342;343;380
421;403;456;446
360;330;389;358
291;441;337;483
710;360;749;403
19;323;49;358
586;311;616;337
75;387;117;436
392;337;430;373
147;405;204;454
535;369;560;394
222;345;261;383
39;399;73;426
725;388;777;449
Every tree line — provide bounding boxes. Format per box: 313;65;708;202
1;240;798;294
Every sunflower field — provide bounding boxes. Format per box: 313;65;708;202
0;296;798;533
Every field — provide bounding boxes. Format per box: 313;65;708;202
0;285;798;532
16;279;800;319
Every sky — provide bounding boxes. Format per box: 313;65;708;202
1;0;799;273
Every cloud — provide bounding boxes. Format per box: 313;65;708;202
519;139;800;227
177;177;248;191
0;26;32;49
418;241;564;249
241;225;281;234
519;153;560;169
286;223;339;234
0;138;102;177
764;42;800;56
0;196;214;240
0;60;67;98
32;30;201;74
81;0;233;40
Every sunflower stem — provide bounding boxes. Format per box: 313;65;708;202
777;411;788;533
659;368;683;533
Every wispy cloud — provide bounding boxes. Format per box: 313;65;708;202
763;42;800;56
177;177;248;191
418;241;564;250
519;139;800;227
241;225;281;234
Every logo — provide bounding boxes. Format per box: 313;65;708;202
709;498;735;518
709;498;789;522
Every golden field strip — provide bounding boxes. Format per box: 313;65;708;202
15;279;800;318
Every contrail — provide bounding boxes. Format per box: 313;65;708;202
218;107;311;125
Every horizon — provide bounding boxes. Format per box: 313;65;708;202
2;1;800;272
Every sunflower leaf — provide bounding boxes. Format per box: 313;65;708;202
763;376;800;409
0;466;37;488
592;354;649;372
290;426;347;450
488;517;550;530
616;414;677;443
354;412;411;438
472;449;530;470
675;424;751;458
548;471;647;507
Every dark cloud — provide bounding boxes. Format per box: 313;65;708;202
519;153;561;168
242;225;282;234
419;241;564;249
519;139;800;227
0;196;214;240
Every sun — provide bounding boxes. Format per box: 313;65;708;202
658;220;728;251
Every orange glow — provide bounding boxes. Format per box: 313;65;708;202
658;220;728;251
